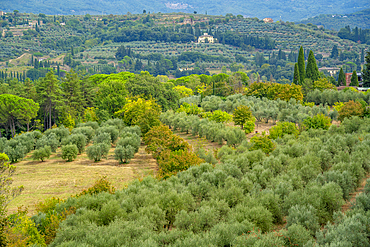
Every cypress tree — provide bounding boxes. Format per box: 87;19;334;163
362;51;370;87
293;63;300;84
338;67;346;86
349;70;358;86
305;50;320;82
298;46;305;84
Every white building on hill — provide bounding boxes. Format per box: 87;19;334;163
198;33;214;43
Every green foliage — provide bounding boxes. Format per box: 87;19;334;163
338;67;346;86
249;135;275;154
95;126;119;144
114;145;135;164
61;134;86;154
115;97;161;135
3;144;27;163
86;143;110;162
35;134;59;153
44;127;70;143
117;133;141;153
244;120;255;134
293;63;300;84
303;113;332;130
298;46;305;84
206;110;232;123
61;144;78;162
269;122;299;139
71;127;95;143
177;103;203;115
305;50;320;82
233;105;254;129
286;204;320;235
32;146;52;162
338;100;364;121
94;132;111;145
350;70;359;86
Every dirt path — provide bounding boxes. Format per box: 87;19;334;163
173;130;222;152
341;175;370;213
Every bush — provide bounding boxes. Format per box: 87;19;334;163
122;126;142;137
338;100;364;121
32;146;52;162
249;135;275;154
114;145;135;164
44;126;70;142
3;144;27;163
62;134;87;154
61;144;78;162
36;133;59;152
93;132;111;144
71;127;95;143
286;204;320;235
117;133;141;152
269;122;299;139
102;118;125;132
76;121;99;130
303;113;331;130
86;143;110;162
206;110;232;123
244;120;255;134
96;126;119;143
233;105;254;129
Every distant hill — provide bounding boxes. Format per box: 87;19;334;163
299;8;370;30
1;0;370;22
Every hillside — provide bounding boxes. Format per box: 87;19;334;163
299;8;370;30
1;0;370;22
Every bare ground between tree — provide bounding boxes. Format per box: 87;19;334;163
341;174;370;213
8;143;158;216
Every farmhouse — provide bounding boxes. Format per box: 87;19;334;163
198;33;214;43
263;18;273;23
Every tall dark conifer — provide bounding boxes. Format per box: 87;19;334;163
338;67;346;86
293;63;300;84
298;46;305;84
305;50;320;82
350;70;358;86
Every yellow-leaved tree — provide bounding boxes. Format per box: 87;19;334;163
173;85;194;98
115;97;161;134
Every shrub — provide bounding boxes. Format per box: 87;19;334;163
244;120;255;134
121;126;142;137
96;126;119;143
117;134;141;152
44;127;70;142
233;105;254;129
76;121;99;130
3;144;27;163
114;145;135;164
61;144;78;162
86;143;110;162
32;146;52;162
158;150;204;179
93;132;111;144
207;110;232;123
102;118;125;132
249;135;275;154
71;127;95;143
338;100;364;121
61;134;86;154
269;122;299;139
286;204;320;235
303;113;331;130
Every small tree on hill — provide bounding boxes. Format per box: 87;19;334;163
32;146;52;162
61;144;78;162
233;105;254;129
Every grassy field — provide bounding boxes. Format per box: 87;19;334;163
8;144;157;215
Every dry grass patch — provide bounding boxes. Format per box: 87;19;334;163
8;144;157;215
